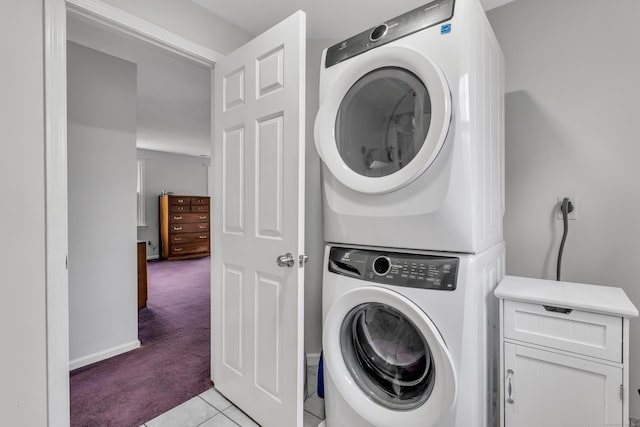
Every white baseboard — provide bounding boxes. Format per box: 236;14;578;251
306;352;321;367
147;254;159;260
69;339;141;371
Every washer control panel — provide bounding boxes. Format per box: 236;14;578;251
328;246;459;291
325;0;455;68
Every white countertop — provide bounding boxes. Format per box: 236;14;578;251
495;275;639;318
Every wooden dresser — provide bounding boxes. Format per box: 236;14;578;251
159;195;211;260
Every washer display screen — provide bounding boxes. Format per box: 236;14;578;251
341;302;436;410
335;67;432;178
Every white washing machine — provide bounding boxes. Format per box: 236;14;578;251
314;0;505;254
322;242;505;427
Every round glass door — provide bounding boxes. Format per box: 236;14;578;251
335;67;432;178
341;302;436;410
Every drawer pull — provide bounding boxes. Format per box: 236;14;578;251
174;237;182;241
173;215;183;220
543;305;573;314
177;207;184;211
199;215;207;219
173;226;183;231
199;235;207;239
199;225;207;229
174;248;183;252
506;369;514;404
177;199;184;203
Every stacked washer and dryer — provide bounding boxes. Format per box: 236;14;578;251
315;0;505;426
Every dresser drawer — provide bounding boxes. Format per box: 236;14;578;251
170;242;209;256
170;204;190;213
170;232;209;244
170;222;209;233
504;300;622;362
191;197;209;205
169;213;209;223
170;196;190;205
191;204;209;213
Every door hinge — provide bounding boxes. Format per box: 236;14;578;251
620;384;624;401
299;254;309;267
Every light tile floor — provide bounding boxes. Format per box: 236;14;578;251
141;365;325;427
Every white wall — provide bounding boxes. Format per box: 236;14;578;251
101;0;253;55
137;148;210;258
487;0;640;417
0;1;48;424
67;42;139;368
304;39;334;357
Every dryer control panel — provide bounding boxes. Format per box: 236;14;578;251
328;246;459;291
325;0;455;68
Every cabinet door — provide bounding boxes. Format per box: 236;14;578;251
504;343;622;427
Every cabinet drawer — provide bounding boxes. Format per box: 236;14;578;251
170;242;209;256
170;223;209;233
191;204;209;213
170;196;190;205
191;197;209;205
169;213;209;223
170;204;190;213
170;232;209;244
504;300;622;362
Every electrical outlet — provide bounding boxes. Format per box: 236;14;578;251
557;196;577;220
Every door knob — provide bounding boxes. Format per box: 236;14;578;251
276;253;295;267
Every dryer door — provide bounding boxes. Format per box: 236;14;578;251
323;286;456;427
315;45;451;194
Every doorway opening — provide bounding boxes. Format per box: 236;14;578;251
64;9;215;426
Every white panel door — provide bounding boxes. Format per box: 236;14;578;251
212;11;306;427
504;343;623;427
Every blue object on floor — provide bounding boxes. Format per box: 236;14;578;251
317;352;324;398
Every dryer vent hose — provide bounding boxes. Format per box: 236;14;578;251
556;197;574;281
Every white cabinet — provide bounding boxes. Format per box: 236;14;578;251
495;276;638;427
504;342;622;427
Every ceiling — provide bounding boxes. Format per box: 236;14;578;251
193;0;517;40
67;17;212;158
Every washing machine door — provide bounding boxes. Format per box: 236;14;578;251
323;286;456;427
315;45;452;194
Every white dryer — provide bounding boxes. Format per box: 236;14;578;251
314;0;504;254
322;242;505;427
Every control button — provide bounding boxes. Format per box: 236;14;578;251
373;256;391;276
369;24;388;42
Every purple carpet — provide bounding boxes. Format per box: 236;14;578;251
70;256;212;427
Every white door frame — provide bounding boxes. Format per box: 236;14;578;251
44;1;222;425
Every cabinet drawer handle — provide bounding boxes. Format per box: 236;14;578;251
173;226;183;231
177;207;184;211
173;215;183;220
174;248;183;252
199;215;207;219
177;199;184;203
199;235;207;239
506;369;514;404
199;225;207;229
543;305;573;314
174;237;182;241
